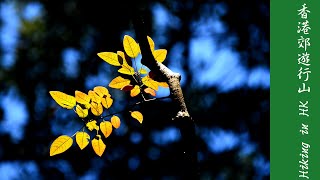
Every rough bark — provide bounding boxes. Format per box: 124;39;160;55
133;15;198;179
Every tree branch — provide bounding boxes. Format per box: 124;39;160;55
132;14;198;179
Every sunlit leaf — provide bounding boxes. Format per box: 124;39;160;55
123;35;140;58
50;135;73;156
49;91;76;109
144;88;156;96
101;96;113;109
147;36;155;51
97;52;121;66
90;102;103;116
75;90;91;107
153;49;167;63
86;120;99;131
76;131;90;150
92;135;106;157
118;64;135;75
142;76;159;91
130;85;140;97
117;51;125;61
111;115;121;129
117;50;132;67
93;86;110;98
139;68;148;74
121;85;134;91
147;72;169;88
88;90;101;103
131;111;143;124
109;76;131;89
76;105;88;118
100;121;112;138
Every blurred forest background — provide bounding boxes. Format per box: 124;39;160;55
0;0;269;179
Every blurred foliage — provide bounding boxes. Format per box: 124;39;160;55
0;0;269;179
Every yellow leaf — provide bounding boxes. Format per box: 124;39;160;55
131;111;143;124
117;51;130;66
76;131;90;150
130;85;140;97
118;64;135;75
92;135;106;157
88;90;101;103
153;49;167;63
93;86;110;98
117;51;125;61
144;88;156;96
139;68;148;74
50;135;73;156
49;91;76;109
109;76;131;89
157;82;169;88
86;120;99;131
142;76;159;91
100;121;112;138
101;96;113;109
91;102;103;116
76;105;88;118
147;36;155;51
111;115;121;129
75;90;91;106
123;35;140;58
97;52;121;66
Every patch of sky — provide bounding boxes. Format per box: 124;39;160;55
0;1;20;69
130;131;142;144
247;66;270;89
46;160;76;179
0;161;42;180
253;154;270;177
155;87;170;99
151;126;181;146
22;2;43;21
79;170;98;180
79;157;104;179
106;146;126;161
189;36;269;92
190;16;225;36
167;42;186;86
80;28;95;54
128;155;140;171
34;84;49;120
152;3;181;46
200;128;256;155
62;48;82;78
50;109;79;136
85;66;111;90
187;4;269;92
0;88;29;143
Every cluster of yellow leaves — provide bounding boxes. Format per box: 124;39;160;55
49;86;113;118
49;109;143;157
49;35;164;158
97;35;169;98
49;86;144;157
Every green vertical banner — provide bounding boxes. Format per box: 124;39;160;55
271;0;320;179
